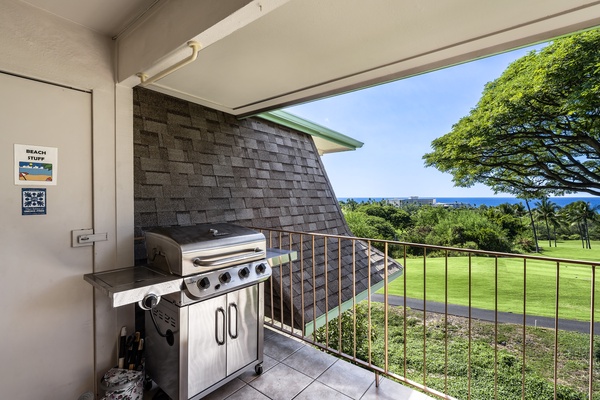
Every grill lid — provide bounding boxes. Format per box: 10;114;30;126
145;223;265;253
144;223;266;276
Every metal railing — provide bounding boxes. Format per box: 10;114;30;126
256;227;600;400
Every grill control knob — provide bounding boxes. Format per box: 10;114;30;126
238;267;250;279
197;277;211;290
255;263;267;274
219;272;231;284
139;294;160;310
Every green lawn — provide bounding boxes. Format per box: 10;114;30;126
379;240;600;321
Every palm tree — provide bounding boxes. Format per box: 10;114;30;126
533;197;558;247
342;198;359;211
512;202;527;218
578;201;597;249
548;212;562;247
562;202;585;248
498;203;514;216
497;202;527;218
562;201;597;249
522;198;540;253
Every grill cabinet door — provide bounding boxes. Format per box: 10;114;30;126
188;294;227;396
227;285;259;375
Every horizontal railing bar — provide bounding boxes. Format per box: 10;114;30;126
250;226;600;267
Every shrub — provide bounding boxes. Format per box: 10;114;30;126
314;302;376;360
513;235;537;253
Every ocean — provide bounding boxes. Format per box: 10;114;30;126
338;197;600;208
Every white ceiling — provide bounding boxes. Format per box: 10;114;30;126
21;0;600;117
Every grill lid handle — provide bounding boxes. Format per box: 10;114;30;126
192;249;265;268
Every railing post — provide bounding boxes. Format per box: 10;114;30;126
352;239;357;361
384;241;389;374
445;250;449;396
324;237;329;349
368;241;372;366
403;244;407;377
494;256;498;400
522;259;527;400
279;231;284;330
289;233;294;334
554;261;560;400
312;235;316;344
338;237;342;355
422;247;427;388
468;253;472;400
589;265;596;399
300;234;305;337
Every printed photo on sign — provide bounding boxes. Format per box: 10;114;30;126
19;162;53;182
14;144;58;186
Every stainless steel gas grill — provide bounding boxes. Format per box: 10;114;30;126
143;223;272;400
84;223;275;400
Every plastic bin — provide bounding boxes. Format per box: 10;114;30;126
100;368;143;400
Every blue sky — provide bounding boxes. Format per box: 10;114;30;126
285;45;544;199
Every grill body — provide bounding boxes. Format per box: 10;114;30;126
143;224;271;400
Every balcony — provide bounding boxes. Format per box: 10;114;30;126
252;228;600;400
197;327;433;400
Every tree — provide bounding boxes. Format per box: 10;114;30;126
340;198;359;211
522;197;540;253
548;212;562;247
497;202;526;218
428;208;512;252
423;29;600;197
484;203;527;240
576;201;596;249
562;201;597;248
357;203;412;229
343;211;396;240
533;197;559;247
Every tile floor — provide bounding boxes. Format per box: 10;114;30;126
146;327;433;400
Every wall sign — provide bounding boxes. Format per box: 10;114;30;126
14;144;58;186
22;188;47;216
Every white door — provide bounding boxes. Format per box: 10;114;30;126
188;294;228;397
0;73;94;399
227;285;259;375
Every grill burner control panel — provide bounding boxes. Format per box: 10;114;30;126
83;248;294;309
181;260;272;304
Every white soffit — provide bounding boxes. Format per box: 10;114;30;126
33;0;599;117
21;0;157;37
141;0;600;117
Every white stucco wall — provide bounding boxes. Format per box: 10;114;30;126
0;0;134;396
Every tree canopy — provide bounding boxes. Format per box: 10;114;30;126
423;29;600;196
340;199;600;254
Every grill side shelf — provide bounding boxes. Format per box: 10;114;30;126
266;248;298;266
83;266;183;308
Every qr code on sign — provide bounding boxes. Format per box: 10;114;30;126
22;188;46;215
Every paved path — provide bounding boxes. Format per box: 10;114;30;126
371;294;600;334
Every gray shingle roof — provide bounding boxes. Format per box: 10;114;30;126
133;87;402;327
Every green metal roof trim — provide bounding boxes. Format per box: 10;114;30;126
258;110;364;151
